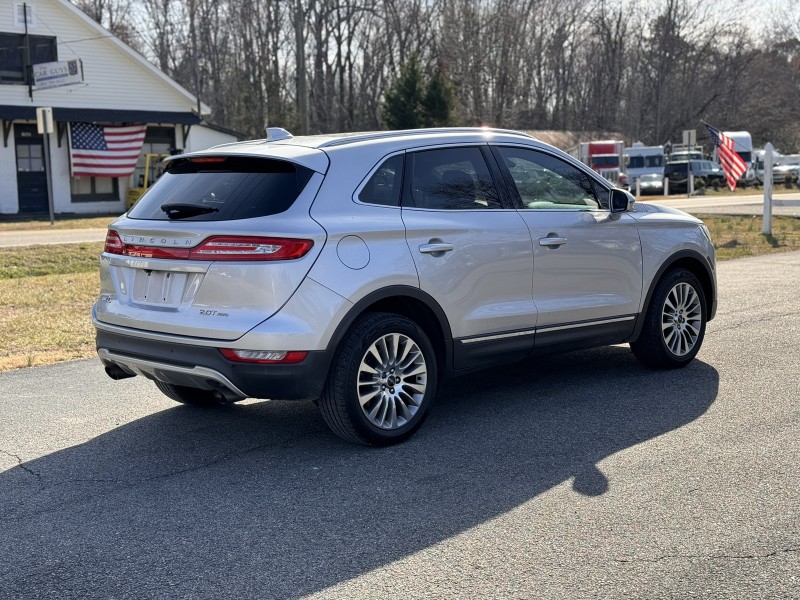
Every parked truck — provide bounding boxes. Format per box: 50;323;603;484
624;143;665;186
576;140;625;184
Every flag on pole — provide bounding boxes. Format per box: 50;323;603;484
704;124;747;191
69;122;147;177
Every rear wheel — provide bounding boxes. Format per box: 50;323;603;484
154;380;229;407
631;268;707;369
319;312;437;446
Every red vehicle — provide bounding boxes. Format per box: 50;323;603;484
577;140;625;185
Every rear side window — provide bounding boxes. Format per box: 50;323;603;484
127;156;314;221
358;154;404;206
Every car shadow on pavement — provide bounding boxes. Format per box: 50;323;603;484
0;346;719;598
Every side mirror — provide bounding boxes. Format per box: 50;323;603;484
610;189;634;213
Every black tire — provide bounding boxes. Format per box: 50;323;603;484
631;268;707;369
154;380;229;407
319;312;437;446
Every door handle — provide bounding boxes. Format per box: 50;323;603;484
419;242;454;254
538;236;567;247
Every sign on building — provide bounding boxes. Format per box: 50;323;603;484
33;59;84;90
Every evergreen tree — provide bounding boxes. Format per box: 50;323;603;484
382;54;425;129
422;67;458;127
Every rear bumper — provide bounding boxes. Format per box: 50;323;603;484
96;329;331;401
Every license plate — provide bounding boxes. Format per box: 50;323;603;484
131;270;187;308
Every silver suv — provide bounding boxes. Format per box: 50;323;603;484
94;128;717;446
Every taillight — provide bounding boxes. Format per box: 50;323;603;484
103;234;313;261
188;237;313;261
104;230;125;255
219;349;308;364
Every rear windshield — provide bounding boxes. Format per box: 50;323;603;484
127;156;314;221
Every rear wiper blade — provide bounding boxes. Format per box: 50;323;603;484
160;203;219;219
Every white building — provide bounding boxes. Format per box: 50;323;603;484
0;0;239;217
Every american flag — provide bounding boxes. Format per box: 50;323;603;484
705;124;748;191
69;122;147;177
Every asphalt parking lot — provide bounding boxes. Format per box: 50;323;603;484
0;251;798;599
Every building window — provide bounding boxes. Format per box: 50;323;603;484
71;176;120;203
0;33;57;85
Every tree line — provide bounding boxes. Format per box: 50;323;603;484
73;0;800;151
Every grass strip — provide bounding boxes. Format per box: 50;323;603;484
0;242;104;279
0;271;98;370
698;214;800;260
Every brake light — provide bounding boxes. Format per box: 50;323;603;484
188;237;313;261
104;230;125;255
190;157;227;164
103;235;313;261
219;349;308;364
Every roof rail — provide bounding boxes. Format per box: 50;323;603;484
317;127;534;148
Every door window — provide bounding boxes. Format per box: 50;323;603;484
16;139;44;172
494;146;607;210
406;147;502;210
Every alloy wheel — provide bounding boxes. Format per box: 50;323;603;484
661;282;703;356
357;333;428;430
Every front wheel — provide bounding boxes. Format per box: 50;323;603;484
631;268;707;369
319;312;437;446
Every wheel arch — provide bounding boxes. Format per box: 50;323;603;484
325;286;454;378
632;250;716;341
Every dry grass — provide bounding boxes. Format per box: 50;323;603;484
0;215;115;232
0;270;98;370
1;215;799;372
0;242;104;279
699;214;800;260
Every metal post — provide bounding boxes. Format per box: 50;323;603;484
43;131;54;225
688;169;694;197
763;142;773;235
664;177;669;196
37;107;55;224
635;178;640;196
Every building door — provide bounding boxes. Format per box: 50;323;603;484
15;124;49;213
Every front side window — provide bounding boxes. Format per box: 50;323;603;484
494;146;606;210
406;147;502;210
127;156;314;221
